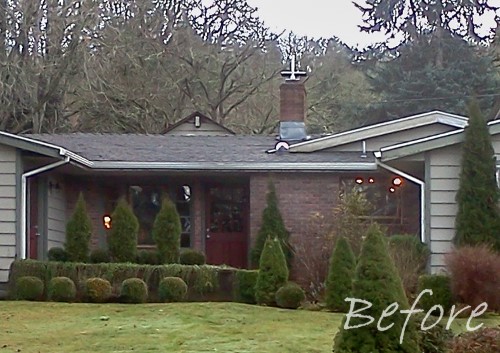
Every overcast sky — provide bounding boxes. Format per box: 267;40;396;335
246;0;387;48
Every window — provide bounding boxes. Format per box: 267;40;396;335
130;185;192;247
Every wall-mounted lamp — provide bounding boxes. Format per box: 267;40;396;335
103;215;112;229
368;177;375;184
392;177;403;187
389;186;396;193
355;177;364;184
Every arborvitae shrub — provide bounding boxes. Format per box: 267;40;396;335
333;224;420;353
234;269;259;304
275;282;305;309
136;249;159;265
254;237;289;306
251;181;291;268
445;245;500;311
47;247;69;262
65;193;92;262
180;249;206;265
15;276;44;301
447;327;499;353
108;198;139;263
158;277;188;302
120;278;148;304
84;277;112;303
417;275;453;314
48;277;76;302
325;236;356;312
89;249;111;264
152;196;181;264
455;101;500;251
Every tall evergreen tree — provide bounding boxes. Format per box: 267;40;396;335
325;236;356;312
455;101;500;251
65;193;92;262
251;181;291;268
152;195;182;264
333;224;420;353
108;198;139;262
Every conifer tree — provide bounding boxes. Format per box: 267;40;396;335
251;181;291;268
455;101;500;251
254;237;289;306
325;236;356;312
108;198;139;262
333;224;420;353
65;193;92;262
152;195;182;264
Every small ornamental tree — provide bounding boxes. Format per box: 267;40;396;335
254;237;289;306
455;101;500;251
152;195;181;264
65;193;92;262
333;224;420;353
251;181;291;268
108;198;139;263
325;236;356;312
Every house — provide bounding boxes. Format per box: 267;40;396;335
1;70;499;296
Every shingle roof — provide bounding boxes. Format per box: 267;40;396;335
23;133;375;170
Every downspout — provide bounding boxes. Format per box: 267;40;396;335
20;156;70;259
374;158;426;243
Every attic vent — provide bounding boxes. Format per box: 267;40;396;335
279;121;307;142
194;115;201;128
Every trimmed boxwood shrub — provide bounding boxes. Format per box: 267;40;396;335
89;249;111;264
108;198;139;263
325;236;356;312
275;282;305;309
15;276;44;301
417;274;453;314
180;249;206;265
120;278;148;303
255;237;289;306
48;276;76;302
65;193;92;262
84;277;112;303
159;277;188;302
152;196;181;264
136;249;159;265
233;269;258;304
47;247;69;262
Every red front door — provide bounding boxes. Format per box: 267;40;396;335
205;185;248;268
28;179;39;259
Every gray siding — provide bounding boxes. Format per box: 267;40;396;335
331;124;456;152
428;145;461;273
167;120;230;135
47;177;66;249
0;145;17;283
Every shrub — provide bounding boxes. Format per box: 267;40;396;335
120;278;148;304
136;249;159;265
152;196;181;264
15;276;44;301
445;245;500;311
108;198;139;263
414;313;453;353
275;282;305;309
333;224;420;353
388;234;430;297
84;277;112;303
158;277;188;302
48;277;76;302
65;193;92;262
180;249;206;265
89;249;111;264
255;237;289;306
251;181;292;268
47;247;69;262
417;275;453;314
447;327;499;353
233;269;258;304
325;236;356;312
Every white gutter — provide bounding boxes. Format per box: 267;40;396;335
20;156;70;259
375;159;426;243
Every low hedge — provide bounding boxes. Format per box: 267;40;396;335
8;259;258;303
233;269;258;304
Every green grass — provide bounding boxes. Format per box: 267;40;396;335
0;301;498;353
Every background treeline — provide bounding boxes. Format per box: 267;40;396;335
1;0;499;135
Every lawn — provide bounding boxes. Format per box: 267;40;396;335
0;301;499;353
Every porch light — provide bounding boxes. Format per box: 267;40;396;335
368;177;375;184
389;186;396;193
392;177;403;187
355;177;364;184
103;215;112;229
